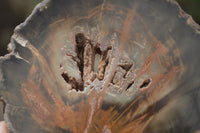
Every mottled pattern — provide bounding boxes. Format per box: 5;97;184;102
0;0;200;133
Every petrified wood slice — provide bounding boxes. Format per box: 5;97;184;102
0;0;200;132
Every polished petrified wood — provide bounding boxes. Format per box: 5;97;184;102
0;0;200;133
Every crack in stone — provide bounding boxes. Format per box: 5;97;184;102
61;33;139;92
140;79;151;88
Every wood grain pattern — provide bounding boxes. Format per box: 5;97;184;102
0;0;200;133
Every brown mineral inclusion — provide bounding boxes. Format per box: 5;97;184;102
0;0;200;133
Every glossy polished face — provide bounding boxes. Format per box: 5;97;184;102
0;0;200;133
